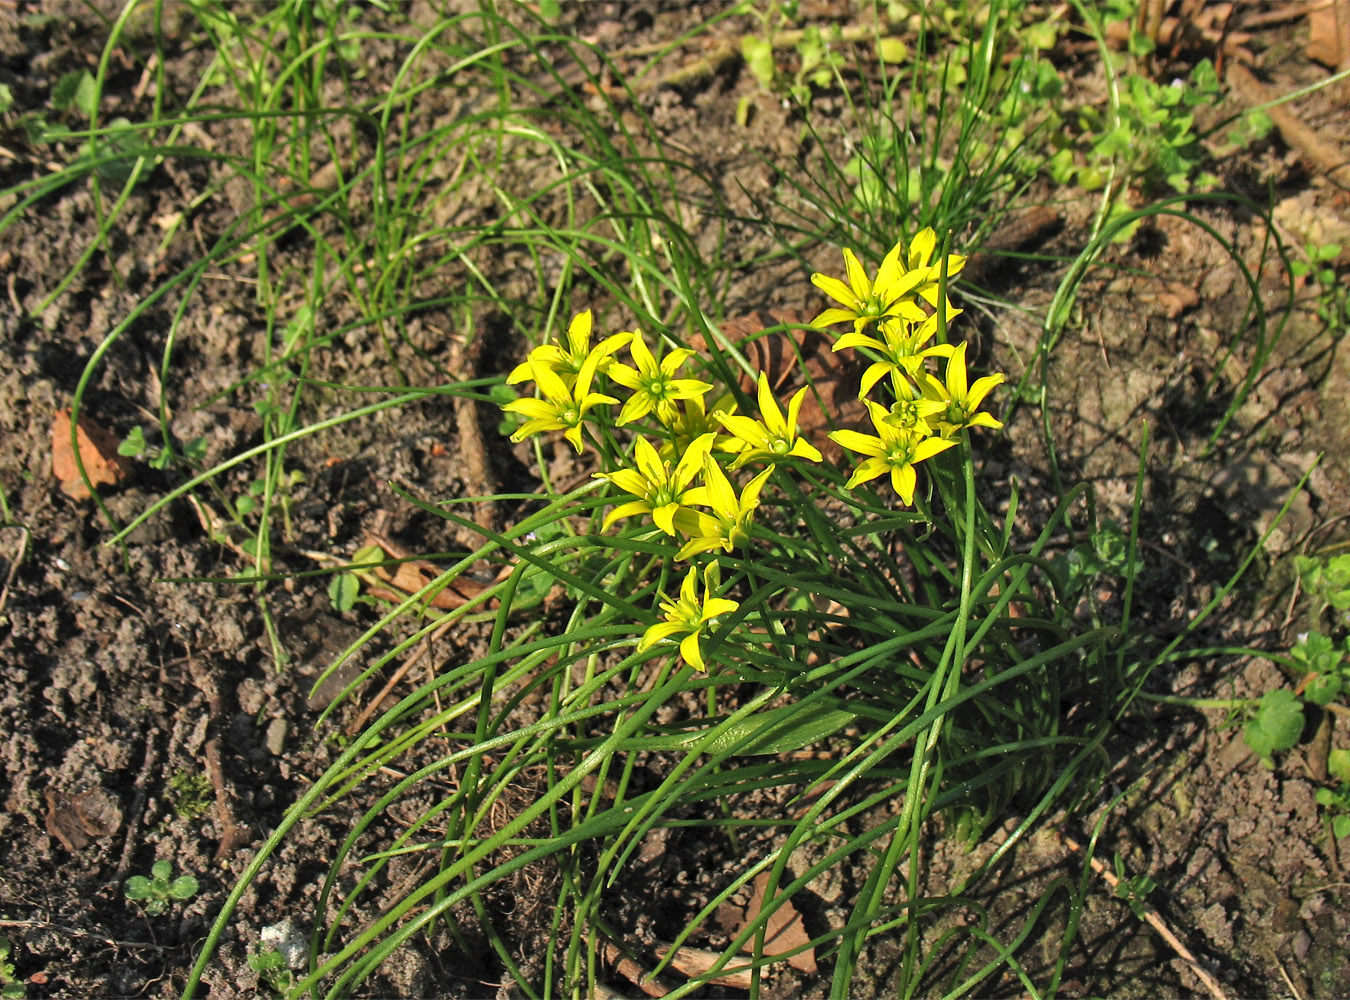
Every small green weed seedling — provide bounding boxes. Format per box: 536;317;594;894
1111;853;1158;919
1316;749;1350;839
1242;687;1305;768
1292;630;1350;707
1238;553;1350;836
1296;552;1350;621
0;936;24;1000
324;542;386;614
1289;242;1347;332
1072;55;1222;195
248;948;295;997
741;0;855;107
124;860;199;916
27;68;149;186
1290;630;1350;836
1051;517;1143;603
118;426;208;473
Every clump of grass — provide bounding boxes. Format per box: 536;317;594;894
171;2;1155;988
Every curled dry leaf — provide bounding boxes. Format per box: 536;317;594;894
1306;2;1342;67
741;870;817;974
51;409;132;499
364;530;492;610
711;869;817;977
44;787;122;852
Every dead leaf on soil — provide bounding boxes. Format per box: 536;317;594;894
712;870;817;976
51;409;132;500
364;531;493;610
44;787;122;852
1306;2;1343;67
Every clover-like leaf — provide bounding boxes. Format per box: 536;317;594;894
1243;689;1304;764
1328;748;1350;786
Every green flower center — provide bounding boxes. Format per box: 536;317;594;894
884;441;914;468
890;401;922;429
770;436;791;456
643;373;673;401
860;286;891;315
561;405;580;425
650;484;677;507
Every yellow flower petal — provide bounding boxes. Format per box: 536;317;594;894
908;228;937;270
639;620;685;651
602;499;653;532
890;463;919;505
842;247;870;300
565;309;592;357
679;632;706;671
813;305;862;329
789;439;824;463
828;428;884;458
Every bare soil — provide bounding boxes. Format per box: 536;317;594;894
1;3;1348;998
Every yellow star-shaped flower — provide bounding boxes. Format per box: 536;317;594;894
672;456;773;560
715;372;823;469
637;564;740;672
833;307;960;399
915;342;1005;437
502;349;617;453
810;229;966;336
596;433;715;535
505;309;630;388
828;400;957;506
607;330;712;426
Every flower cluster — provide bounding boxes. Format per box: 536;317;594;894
811;228;1003;505
504;310;819;671
500;230;1004;673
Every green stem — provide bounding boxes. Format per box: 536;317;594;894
1135;691;1256;711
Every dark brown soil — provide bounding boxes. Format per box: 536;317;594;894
1;2;1348;998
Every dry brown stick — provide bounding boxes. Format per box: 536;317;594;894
1241;0;1332;30
0;524;28;616
455;322;500;534
0;918;169;951
184;652;249;861
1270;949;1308;1000
113;728;160;886
345;614;457;736
602;941;670;997
1058;832;1231;1000
1227;62;1350;188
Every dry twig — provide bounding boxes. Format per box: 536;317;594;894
1226;62;1350;189
1058;831;1231;1000
184;651;249;860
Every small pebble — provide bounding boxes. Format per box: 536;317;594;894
265;717;288;756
